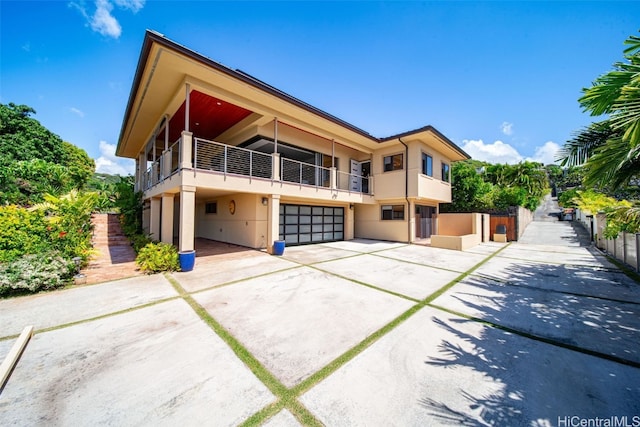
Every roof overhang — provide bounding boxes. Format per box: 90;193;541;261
117;30;469;161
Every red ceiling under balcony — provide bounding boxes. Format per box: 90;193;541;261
165;90;253;143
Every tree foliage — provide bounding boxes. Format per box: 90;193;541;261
0;103;95;205
558;33;640;190
442;160;548;213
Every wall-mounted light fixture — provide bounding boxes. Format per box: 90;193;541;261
262;197;268;206
349;204;354;210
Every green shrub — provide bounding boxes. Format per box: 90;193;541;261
0;205;49;263
136;242;180;273
130;234;153;253
0;251;75;296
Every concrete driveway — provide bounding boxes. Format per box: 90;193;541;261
1;221;639;425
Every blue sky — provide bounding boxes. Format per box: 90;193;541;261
1;1;639;175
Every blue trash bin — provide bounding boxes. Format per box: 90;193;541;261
272;240;285;256
179;250;196;272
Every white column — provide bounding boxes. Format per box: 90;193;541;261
267;194;281;253
180;131;193;170
150;197;161;241
185;83;191;132
272;153;281;181
330;167;337;190
179;186;196;252
138;152;146;190
161;193;174;244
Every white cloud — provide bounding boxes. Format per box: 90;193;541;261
70;107;85;118
500;121;513;136
462;139;523;164
71;0;145;39
526;141;561;165
91;0;121;38
114;0;144;12
95;140;135;175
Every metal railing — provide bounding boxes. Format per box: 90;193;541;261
337;170;373;194
281;158;330;188
195;137;272;179
140;136;372;195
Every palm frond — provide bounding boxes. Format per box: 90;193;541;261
557;121;619;166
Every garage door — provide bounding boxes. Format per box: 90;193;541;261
279;204;344;245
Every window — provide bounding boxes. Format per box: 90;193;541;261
381;205;405;220
422;153;433;176
205;202;217;214
383;154;403;172
441;162;450;182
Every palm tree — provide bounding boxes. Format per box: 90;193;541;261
558;34;640;190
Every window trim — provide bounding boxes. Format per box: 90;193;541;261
383;153;404;172
441;162;450;183
422;152;433;177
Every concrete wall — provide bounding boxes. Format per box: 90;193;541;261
196;193;268;249
517;206;534;239
354;202;409;242
430;213;489;250
431;234;481;251
438;213;474;235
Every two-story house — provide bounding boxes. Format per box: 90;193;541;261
116;31;470;254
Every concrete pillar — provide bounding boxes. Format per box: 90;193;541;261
161;193;174;244
179;186;196;252
267;194;281;253
180;131;193;170
345;204;355;240
138;152;146;190
408;201;414;243
272;153;281;181
150;197;161;241
330;167;337;190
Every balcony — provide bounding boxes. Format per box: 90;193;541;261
139;137;373;199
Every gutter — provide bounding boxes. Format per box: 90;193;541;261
398;137;411;243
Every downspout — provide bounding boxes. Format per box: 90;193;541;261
398;137;410;243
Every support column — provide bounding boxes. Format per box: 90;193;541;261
150;197;161;241
138;152;146;190
345;204;355;240
272;153;281;181
267;195;281;253
180;131;193;170
161;193;174;244
179;186;196;252
330;167;337;190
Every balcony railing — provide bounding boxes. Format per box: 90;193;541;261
140;136;373;195
337;170;373;194
281;158;331;188
195;137;272;179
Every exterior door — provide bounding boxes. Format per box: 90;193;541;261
416;205;436;238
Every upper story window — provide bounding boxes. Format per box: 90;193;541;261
441;162;450;182
422;153;433;176
383;153;404;172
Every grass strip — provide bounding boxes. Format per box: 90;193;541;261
429;303;640;369
0;296;180;342
291;303;424;396
165;274;324;426
423;243;511;304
